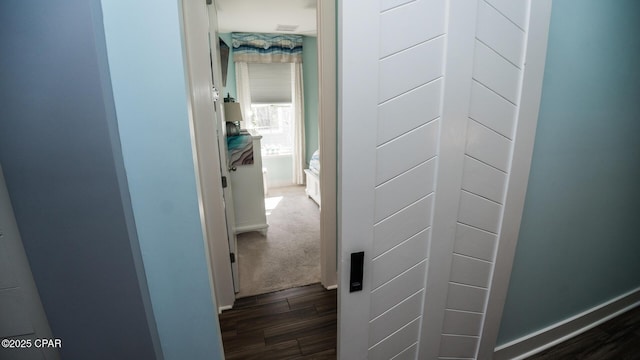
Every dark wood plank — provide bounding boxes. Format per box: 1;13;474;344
225;339;301;360
220;283;337;359
264;313;337;346
298;331;337;355
256;283;327;305
527;306;640;360
235;306;318;334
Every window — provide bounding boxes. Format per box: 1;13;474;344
245;63;294;156
249;104;293;155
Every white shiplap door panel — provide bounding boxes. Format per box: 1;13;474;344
473;40;521;104
442;309;484;337
476;0;526;67
379;0;446;58
461;155;508;204
453;223;498;262
392;343;418;360
458;191;502;234
469;80;517;139
376;120;439;184
439;334;479;358
374;158;436;222
485;0;529;30
340;0;551;358
380;0;414;12
371;229;430;289
378;80;442;145
373;194;433;257
446;283;487;313
368;318;420;360
449;254;492;289
369;290;423;346
466;119;512;172
370;261;427;319
379;36;445;102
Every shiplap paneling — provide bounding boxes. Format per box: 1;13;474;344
437;1;531;358
376;120;439;184
378;80;442;145
379;36;445;102
380;0;415;13
465;120;512;172
379;0;446;58
446;283;487;313
458;191;502;234
476;0;526;67
374;158;436;222
392;343;418;360
473;40;520;104
368;318;421;360
371;261;427;319
485;0;528;30
369;290;423;346
469;81;517;139
443;309;484;337
439;335;479;358
369;0;445;357
453;223;498;262
450;254;492;288
373;194;433;257
461;155;508;203
371;229;430;289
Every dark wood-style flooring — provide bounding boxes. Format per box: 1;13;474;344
526;305;640;359
219;284;640;360
219;283;337;359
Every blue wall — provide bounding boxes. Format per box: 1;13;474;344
497;0;640;345
100;1;224;359
0;1;159;358
220;33;320;167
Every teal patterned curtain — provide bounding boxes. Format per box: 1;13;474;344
231;32;303;63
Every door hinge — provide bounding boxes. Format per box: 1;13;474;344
230;253;236;263
221;176;227;188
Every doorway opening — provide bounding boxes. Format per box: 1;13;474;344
210;0;336;299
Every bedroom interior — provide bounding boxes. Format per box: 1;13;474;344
215;0;323;297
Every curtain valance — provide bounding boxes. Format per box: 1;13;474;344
231;32;303;63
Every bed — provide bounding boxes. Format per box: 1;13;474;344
304;150;321;207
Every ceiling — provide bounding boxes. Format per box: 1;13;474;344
215;0;317;36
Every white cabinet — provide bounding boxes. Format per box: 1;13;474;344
229;133;268;235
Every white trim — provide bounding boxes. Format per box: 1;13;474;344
317;0;338;290
494;287;640;360
234;224;269;234
218;305;233;314
419;1;478;358
325;284;338;291
180;0;235;310
477;1;553;358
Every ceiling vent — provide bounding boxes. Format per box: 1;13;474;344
275;24;299;32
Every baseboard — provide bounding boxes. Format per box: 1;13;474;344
494;287;640;360
218;305;233;314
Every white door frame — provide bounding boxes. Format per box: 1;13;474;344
180;0;338;311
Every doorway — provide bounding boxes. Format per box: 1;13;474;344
207;0;337;302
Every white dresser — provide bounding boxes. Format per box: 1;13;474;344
229;133;268;235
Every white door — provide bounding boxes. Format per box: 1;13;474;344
207;4;240;293
338;0;551;359
0;165;59;360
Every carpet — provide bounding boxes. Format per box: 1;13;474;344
236;185;320;297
